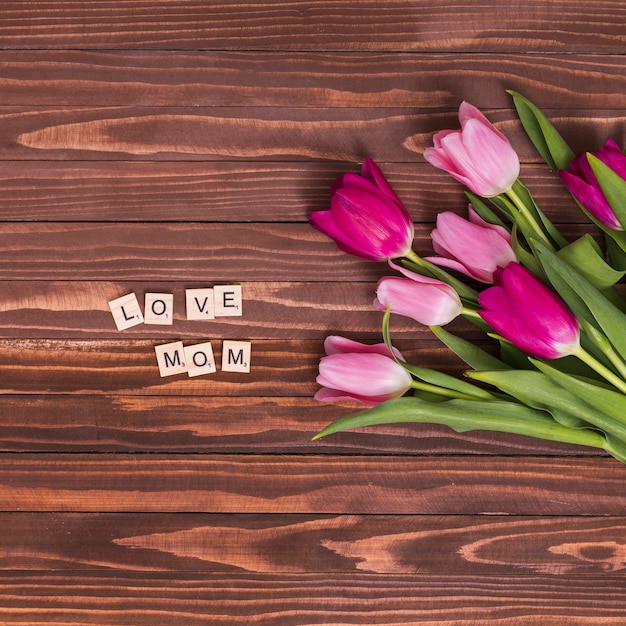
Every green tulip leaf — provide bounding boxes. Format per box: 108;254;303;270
533;239;626;358
312;396;606;454
467;368;626;439
508;90;575;172
464;192;511;229
430;324;511;371
510;180;569;249
557;234;625;290
532;359;626;428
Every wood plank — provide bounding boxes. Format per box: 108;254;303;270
0;338;465;395
0;105;623;162
0;454;623;514
3;51;626;109
0;395;593;456
2;571;626;624
1;1;625;52
0;223;597;282
1;512;624;575
0;161;586;223
0;280;477;339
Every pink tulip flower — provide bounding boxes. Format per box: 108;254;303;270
315;335;412;405
559;138;625;230
478;263;580;359
309;157;415;261
424;102;520;197
373;262;462;325
425;206;517;283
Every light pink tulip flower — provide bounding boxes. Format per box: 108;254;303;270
310;157;414;261
425;206;517;283
424;102;520;197
315;335;412;405
374;263;462;326
478;263;580;359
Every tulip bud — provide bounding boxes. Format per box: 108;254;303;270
424;102;520;197
373;264;462;326
425;206;516;283
315;336;412;405
478;263;580;359
559;138;625;230
309;158;415;261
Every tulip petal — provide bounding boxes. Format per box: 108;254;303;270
317;353;412;398
460;118;520;195
314;387;399;406
309;209;377;260
374;275;462;326
428;212;516;282
559;170;621;229
323;335;402;359
331;188;413;259
478;263;580;359
361;156;406;206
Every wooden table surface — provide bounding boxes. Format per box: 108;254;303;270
2;1;626;623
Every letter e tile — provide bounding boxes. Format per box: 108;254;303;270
184;342;217;377
222;340;251;373
108;292;144;330
214;285;242;317
155;341;188;377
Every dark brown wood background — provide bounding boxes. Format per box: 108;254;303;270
2;1;626;623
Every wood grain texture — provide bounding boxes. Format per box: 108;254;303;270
1;105;625;162
2;572;626;625
1;1;626;52
0;161;581;223
0;395;593;455
0;223;596;281
2;51;626;109
2;513;625;575
0;455;623;515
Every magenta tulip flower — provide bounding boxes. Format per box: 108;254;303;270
374;262;462;325
309;157;415;261
425;206;517;283
315;335;412;405
424;102;520;197
559;138;625;230
478;263;580;359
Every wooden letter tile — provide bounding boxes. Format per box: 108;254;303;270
145;293;174;325
184;341;217;377
108;292;144;330
186;288;215;320
155;341;188;377
214;285;242;317
221;340;251;373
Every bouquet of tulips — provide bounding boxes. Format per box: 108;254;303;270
309;91;626;464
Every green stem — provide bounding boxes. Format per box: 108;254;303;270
504;187;554;249
403;250;479;305
409;380;486;401
582;320;626;382
574;345;626;395
461;306;481;320
405;249;428;268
